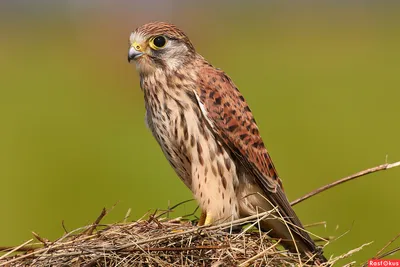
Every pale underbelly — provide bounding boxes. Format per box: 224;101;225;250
146;106;241;222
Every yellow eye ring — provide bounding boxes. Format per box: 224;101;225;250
149;36;167;50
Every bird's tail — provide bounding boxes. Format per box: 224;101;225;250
258;218;327;265
238;183;328;265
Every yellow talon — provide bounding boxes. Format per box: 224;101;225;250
204;212;213;225
198;211;213;226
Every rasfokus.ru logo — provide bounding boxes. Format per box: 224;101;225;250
369;260;400;266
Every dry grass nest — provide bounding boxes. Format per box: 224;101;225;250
2;162;400;266
0;206;379;267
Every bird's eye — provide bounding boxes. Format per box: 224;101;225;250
150;36;167;50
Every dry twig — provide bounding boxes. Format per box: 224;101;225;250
291;161;400;206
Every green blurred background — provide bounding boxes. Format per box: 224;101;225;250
1;1;399;265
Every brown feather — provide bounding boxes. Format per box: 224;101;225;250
194;65;319;255
196;67;280;187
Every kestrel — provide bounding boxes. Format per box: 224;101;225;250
128;22;326;264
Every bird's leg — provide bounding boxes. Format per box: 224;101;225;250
198;210;207;226
198;211;213;226
204;212;213;225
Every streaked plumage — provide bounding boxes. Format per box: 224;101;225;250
128;21;326;264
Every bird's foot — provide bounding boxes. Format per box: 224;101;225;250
204;213;213;225
197;211;206;226
197;211;213;226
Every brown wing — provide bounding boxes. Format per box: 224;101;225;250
194;66;317;251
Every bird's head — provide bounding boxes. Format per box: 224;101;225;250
128;22;195;75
